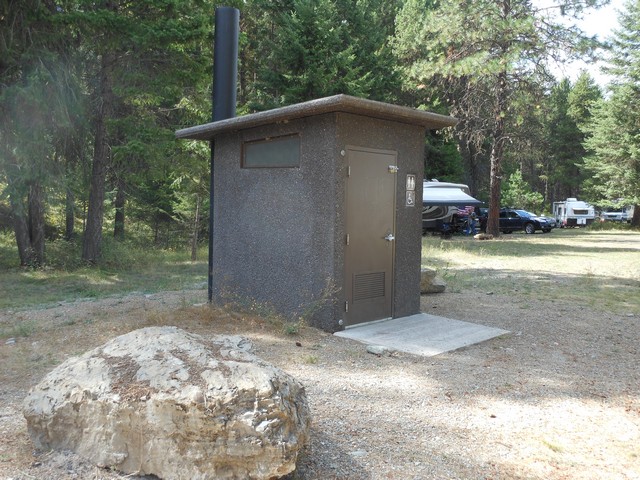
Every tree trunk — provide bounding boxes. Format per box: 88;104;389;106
65;187;75;240
113;177;125;240
457;137;475;189
631;204;640;227
154;219;159;245
9;193;32;267
4;147;39;266
486;70;509;238
459;138;483;197
82;52;114;264
486;147;503;237
191;194;201;261
28;182;45;266
8;183;45;267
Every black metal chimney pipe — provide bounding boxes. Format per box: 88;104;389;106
212;7;239;122
209;7;239;303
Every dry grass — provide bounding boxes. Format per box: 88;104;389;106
0;228;638;479
422;228;640;315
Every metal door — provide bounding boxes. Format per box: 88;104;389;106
344;146;397;327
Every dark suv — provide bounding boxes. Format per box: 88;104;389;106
499;208;554;234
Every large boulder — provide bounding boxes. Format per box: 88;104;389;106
420;267;447;294
23;326;311;480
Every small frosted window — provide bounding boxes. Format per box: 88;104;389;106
243;135;300;168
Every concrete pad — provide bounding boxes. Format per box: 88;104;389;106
335;313;509;357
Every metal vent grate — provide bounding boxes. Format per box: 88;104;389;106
353;272;385;301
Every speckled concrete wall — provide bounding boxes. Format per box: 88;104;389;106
211;114;343;331
210;112;425;332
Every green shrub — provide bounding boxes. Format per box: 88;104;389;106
0;231;20;268
0;230;207;309
587;221;634;231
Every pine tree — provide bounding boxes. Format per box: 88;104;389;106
583;0;640;226
392;0;606;236
0;1;81;266
545;78;589;202
65;0;211;262
245;0;400;108
502;169;544;213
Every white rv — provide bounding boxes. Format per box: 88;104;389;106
553;198;596;227
422;180;482;234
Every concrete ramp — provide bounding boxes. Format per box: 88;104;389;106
335;313;509;357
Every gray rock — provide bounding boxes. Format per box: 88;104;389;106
366;345;392;356
420;268;447;294
23;326;310;480
420;267;437;280
349;450;368;457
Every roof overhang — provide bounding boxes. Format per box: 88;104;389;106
423;187;483;206
175;94;458;141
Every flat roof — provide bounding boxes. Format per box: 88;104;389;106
175;94;457;141
422;187;483;206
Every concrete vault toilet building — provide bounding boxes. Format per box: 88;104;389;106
176;95;456;332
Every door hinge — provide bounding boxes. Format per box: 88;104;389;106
347;165;351;177
346;233;350;245
388;165;399;173
345;300;349;312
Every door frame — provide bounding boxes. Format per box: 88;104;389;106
343;145;397;327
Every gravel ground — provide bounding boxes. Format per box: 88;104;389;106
0;288;638;480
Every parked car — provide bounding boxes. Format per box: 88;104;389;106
600;207;632;223
499;208;554;234
539;215;557;229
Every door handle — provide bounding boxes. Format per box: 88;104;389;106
384;233;395;242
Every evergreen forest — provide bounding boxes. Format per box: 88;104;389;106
2;0;640;267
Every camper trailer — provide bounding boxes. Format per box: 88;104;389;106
553;198;596;227
422;180;482;234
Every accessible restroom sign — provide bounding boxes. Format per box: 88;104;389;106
406;174;416;207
